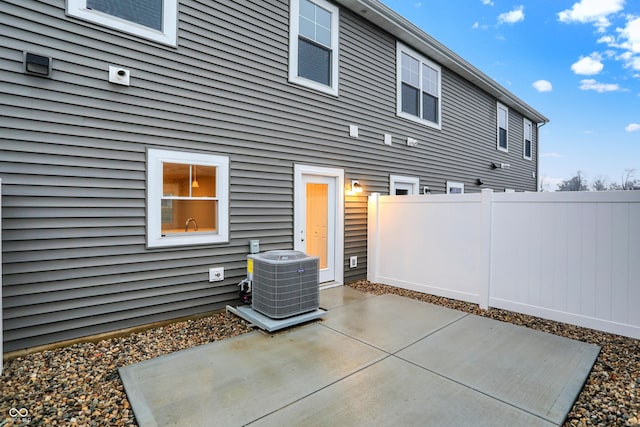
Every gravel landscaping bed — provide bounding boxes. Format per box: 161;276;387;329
1;281;638;426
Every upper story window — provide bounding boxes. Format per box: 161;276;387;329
396;42;442;130
289;0;339;96
523;118;533;160
147;149;229;248
497;102;509;152
67;0;178;46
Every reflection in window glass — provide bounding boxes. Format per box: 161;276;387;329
161;163;218;234
87;0;163;30
298;38;331;86
398;45;441;127
297;0;333;86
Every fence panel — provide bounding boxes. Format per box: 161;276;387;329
367;192;489;306
368;190;640;339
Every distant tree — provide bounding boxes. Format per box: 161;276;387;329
610;169;639;191
592;176;608;191
557;171;588;191
621;169;638;190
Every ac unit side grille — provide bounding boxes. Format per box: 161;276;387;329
250;251;319;319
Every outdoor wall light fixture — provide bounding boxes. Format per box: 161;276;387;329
477;178;485;186
351;180;363;193
24;52;51;77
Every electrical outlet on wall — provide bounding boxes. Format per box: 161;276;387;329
209;267;224;282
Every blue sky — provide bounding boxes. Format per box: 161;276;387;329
380;0;640;190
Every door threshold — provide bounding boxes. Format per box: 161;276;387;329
320;281;342;290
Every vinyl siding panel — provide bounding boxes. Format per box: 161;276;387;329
1;0;542;351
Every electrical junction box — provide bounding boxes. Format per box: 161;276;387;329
209;267;224;282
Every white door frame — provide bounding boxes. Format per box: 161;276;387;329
294;164;344;286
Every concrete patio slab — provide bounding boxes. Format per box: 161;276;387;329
319;285;373;310
321;293;466;353
396;314;600;425
119;288;599;427
119;322;385;427
250;356;556;427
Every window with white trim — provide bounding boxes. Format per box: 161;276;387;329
289;0;339;96
497;102;508;152
523;118;533;160
446;181;464;194
147;149;229;248
397;42;442;129
67;0;177;46
390;175;419;195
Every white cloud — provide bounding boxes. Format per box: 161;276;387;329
482;0;494;5
498;5;524;25
532;80;553;92
618;16;640;53
597;34;616;45
579;78;621;92
625;123;640;132
472;21;489;30
627;56;640;71
414;2;422;7
558;0;625;31
571;53;604;75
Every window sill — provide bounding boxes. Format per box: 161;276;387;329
289;76;338;97
148;233;228;248
397;111;441;130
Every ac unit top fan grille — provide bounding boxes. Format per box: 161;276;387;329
249;250;319;319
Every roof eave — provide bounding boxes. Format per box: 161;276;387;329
334;0;549;124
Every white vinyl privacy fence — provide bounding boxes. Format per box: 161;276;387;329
367;189;640;339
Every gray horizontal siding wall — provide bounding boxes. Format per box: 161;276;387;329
1;0;540;351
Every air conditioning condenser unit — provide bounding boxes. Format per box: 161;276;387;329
249;250;319;319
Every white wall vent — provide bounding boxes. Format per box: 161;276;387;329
249;250;319;319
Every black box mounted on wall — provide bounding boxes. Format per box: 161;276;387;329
24;52;51;77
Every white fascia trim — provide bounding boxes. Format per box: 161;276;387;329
333;0;548;124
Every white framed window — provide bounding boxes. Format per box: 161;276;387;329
446;181;464;194
147;149;229;248
390;175;419;195
289;0;339;96
66;0;178;46
497;102;508;152
396;42;442;129
523;118;533;160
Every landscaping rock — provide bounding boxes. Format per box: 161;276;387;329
1;282;638;426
